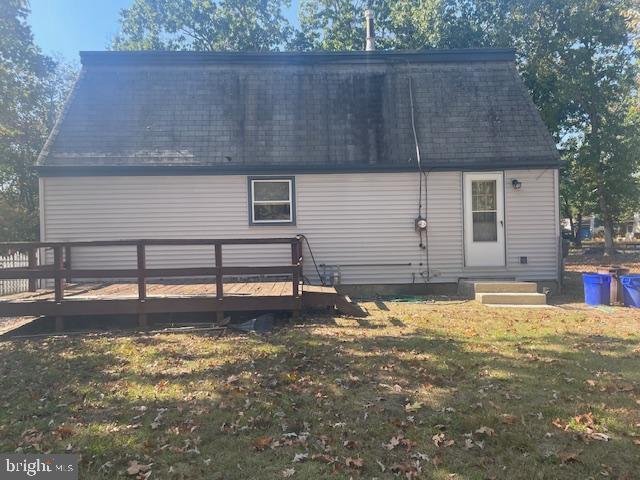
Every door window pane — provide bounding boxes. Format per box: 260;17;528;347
471;180;498;242
472;180;496;211
473;212;498;241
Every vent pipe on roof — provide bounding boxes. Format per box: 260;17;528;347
365;9;375;51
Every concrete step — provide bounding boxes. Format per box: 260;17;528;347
474;282;538;294
476;292;547;305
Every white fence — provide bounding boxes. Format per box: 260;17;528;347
0;252;30;296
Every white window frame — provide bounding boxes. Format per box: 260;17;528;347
249;177;295;225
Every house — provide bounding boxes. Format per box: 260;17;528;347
36;49;561;295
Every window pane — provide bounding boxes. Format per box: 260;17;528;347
472;181;496;211
253;181;290;201
473;212;497;241
254;204;291;221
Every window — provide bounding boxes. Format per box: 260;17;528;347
248;177;295;225
471;180;498;242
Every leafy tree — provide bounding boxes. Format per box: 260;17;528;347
113;0;293;51
292;0;400;50
0;0;74;241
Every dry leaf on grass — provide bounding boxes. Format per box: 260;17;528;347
53;424;74;440
126;461;151;476
282;467;295;478
383;435;402;450
252;436;273;451
500;414;519;425
405;401;424;413
432;433;455;448
558;451;581;464
391;462;421;479
344;457;364;470
311;454;337;464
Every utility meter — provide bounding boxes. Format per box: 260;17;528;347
415;217;427;231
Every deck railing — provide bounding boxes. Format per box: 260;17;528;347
0;251;32;296
0;237;304;327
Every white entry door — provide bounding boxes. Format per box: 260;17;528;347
463;172;505;267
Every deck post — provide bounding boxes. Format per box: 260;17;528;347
53;246;64;303
64;245;72;282
215;243;223;300
27;247;37;292
137;243;147;328
55;316;64;332
291;240;300;298
137;243;146;300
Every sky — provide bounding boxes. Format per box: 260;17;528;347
28;0;300;63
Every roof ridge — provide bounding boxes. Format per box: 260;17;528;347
80;48;516;66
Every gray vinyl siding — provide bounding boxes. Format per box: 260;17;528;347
40;170;559;285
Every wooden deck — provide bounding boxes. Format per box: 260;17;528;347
0;237;365;330
1;280;335;303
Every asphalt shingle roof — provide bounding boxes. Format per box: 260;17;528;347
38;49;559;173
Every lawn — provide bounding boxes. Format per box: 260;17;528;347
1;259;639;479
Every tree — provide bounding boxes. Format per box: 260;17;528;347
0;0;75;241
113;0;293;51
547;0;639;254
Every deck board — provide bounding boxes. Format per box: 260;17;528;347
0;280;326;303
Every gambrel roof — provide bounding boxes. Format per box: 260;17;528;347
37;49;559;175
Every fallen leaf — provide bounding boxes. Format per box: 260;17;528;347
126;461;151;476
53;424;74;440
391;462;420;479
405;401;424;413
558;451;581;464
282;467;295;478
475;426;495;436
344;457;364;470
311;454;336;464
586;432;610;442
253;436;273;451
343;440;356;449
383;435;402;450
500;414;519;425
292;453;308;463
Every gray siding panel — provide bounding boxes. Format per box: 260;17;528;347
41;170;558;285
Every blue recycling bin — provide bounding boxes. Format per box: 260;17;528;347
620;275;640;308
582;273;611;306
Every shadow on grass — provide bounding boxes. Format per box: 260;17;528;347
0;315;638;480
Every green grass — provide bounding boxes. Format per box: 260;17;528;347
1;297;639;479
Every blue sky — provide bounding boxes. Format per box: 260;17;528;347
28;0;300;63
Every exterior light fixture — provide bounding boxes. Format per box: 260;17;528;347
511;179;522;190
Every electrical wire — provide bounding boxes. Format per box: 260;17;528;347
423;170;431;280
408;75;422;170
408;63;431;282
298;234;325;286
